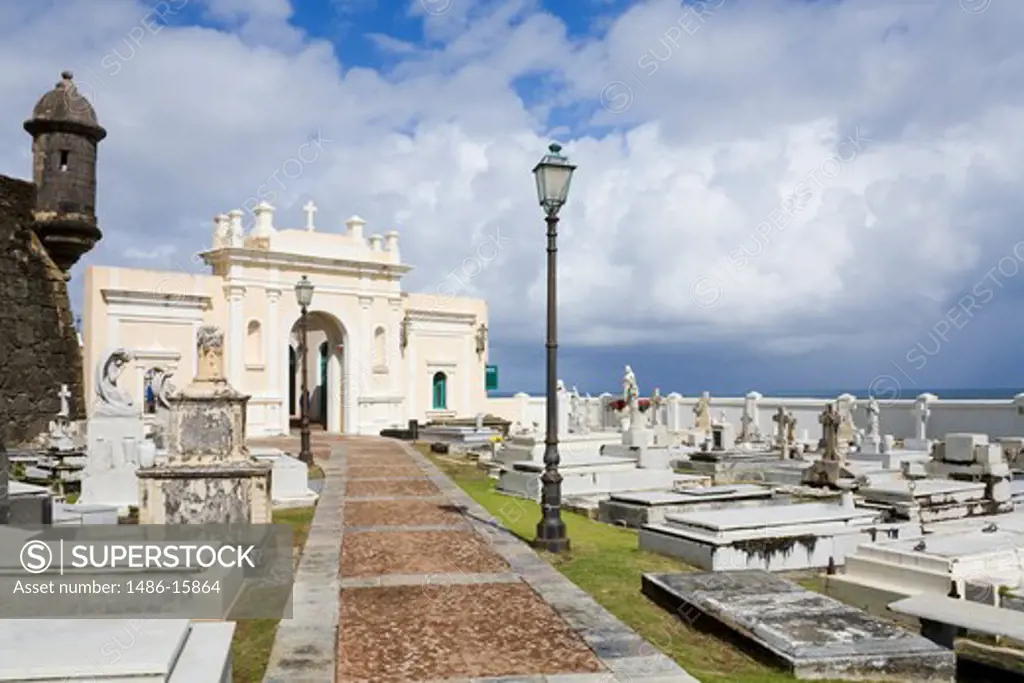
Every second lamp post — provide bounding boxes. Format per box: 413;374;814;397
531;143;576;553
294;274;315;466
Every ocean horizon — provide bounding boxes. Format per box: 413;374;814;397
486;388;1024;400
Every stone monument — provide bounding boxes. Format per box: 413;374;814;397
906;393;937;451
861;397;882;455
650;387;664;427
622;368;652;448
772;406;795;458
786;410;799;456
693;391;712;437
556;379;570;438
739;391;762;442
802;403;847;487
835;393;857;456
80;349;147;513
620;366;638;432
136;326;272;524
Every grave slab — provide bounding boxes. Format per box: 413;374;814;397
0;620;233;682
599;485;776;528
642;571;955;682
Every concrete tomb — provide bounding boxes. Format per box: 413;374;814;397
858;478;991;523
250;446;319;509
639;500;891;571
642;571;955;682
926;433;1012;514
829;519;1024;617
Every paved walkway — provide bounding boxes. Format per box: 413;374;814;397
264;435;699;683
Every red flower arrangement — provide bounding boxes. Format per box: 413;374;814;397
609;398;651;412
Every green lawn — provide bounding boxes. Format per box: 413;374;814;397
230;505;316;683
423;448;859;683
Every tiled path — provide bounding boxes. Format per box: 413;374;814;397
263;434;699;683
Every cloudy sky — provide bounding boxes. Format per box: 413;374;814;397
2;0;1021;398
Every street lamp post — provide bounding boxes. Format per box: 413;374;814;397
532;142;576;553
294;275;315;466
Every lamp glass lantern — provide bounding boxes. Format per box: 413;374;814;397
532;143;576;216
294;275;315;307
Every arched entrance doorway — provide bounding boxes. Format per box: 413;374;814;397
289;311;348;433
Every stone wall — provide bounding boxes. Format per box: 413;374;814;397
0;173;84;446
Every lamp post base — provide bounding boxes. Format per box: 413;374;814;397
299;416;312;466
533;521;570;554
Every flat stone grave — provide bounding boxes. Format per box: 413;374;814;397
859;478;986;506
642;570;955;682
0;619;235;682
598;484;776;528
639;502;884;571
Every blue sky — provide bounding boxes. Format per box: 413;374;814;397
2;0;1022;398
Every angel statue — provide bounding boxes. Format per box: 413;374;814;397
622;365;639;408
93;348;137;417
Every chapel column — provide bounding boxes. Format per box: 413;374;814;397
225;284;246;390
388;297;402;395
358;295;373;433
463;331;473;414
266;287;282;431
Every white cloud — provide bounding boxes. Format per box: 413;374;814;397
1;0;1022;368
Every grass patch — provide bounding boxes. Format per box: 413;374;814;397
421;445;859;683
230;505;316;683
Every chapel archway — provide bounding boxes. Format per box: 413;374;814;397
288;311;348;433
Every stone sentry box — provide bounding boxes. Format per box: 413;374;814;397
137;326;272;524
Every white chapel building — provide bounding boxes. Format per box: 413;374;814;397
82;200;490;436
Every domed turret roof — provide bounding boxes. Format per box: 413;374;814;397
24;71;105;139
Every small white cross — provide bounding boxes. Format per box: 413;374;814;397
303;200;317;231
58;384;71;418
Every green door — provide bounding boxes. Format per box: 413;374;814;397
432;372;447;410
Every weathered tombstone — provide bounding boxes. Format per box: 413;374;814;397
136;326;272;524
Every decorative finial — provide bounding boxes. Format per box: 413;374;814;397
548;142;562;154
61;70;74;81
